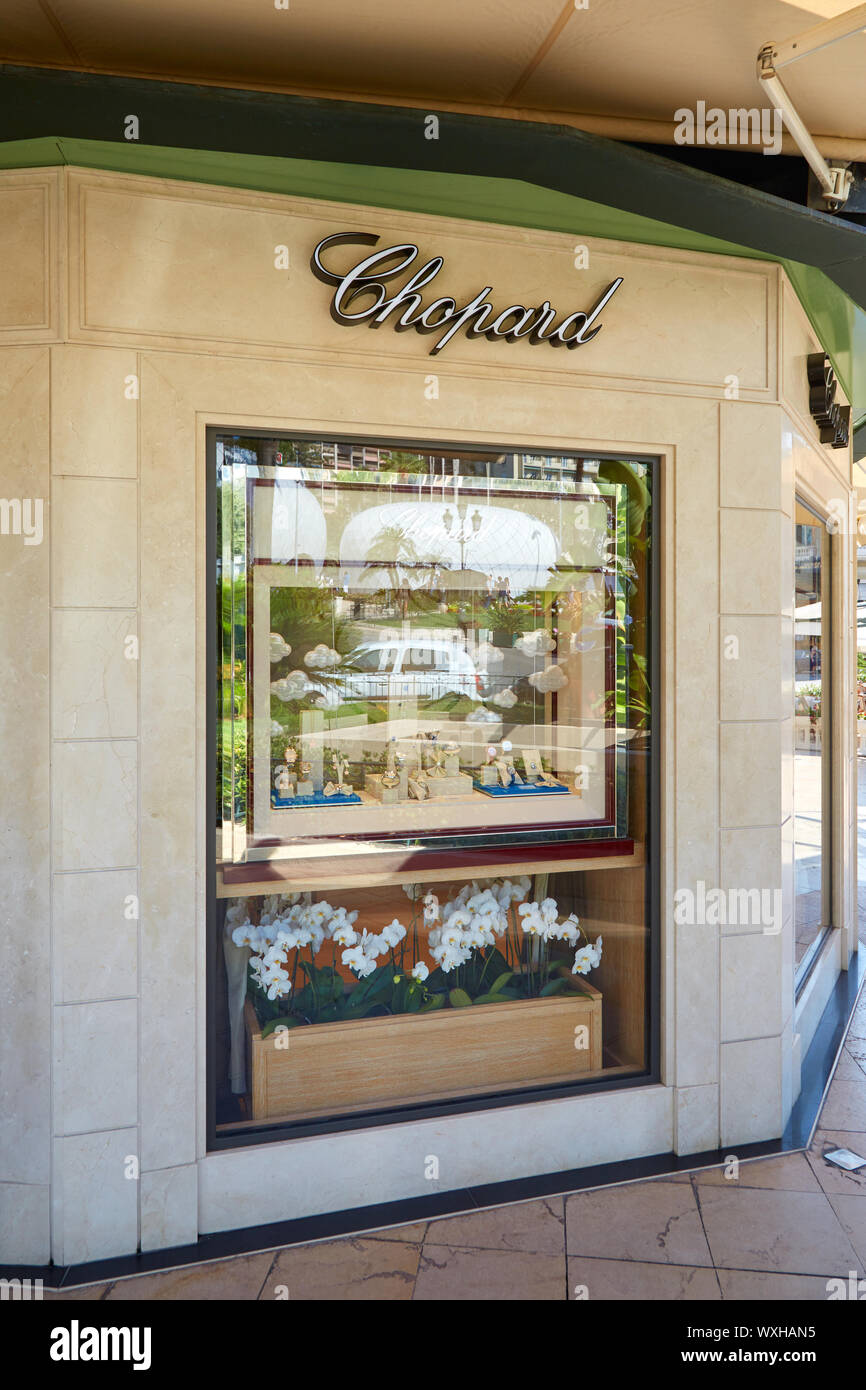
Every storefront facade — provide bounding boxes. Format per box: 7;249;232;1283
1;157;859;1267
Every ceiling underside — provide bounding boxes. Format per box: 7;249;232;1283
2;0;866;144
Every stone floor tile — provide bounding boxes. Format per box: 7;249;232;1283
845;1001;866;1041
805;1129;866;1196
414;1245;565;1300
363;1222;428;1243
260;1237;420;1300
425;1197;564;1254
831;1050;866;1082
692;1153;820;1192
819;1079;866;1132
106;1252;274;1300
567;1256;720;1300
564;1180;712;1266
717;1269;839;1300
696;1185;862;1276
827;1192;866;1269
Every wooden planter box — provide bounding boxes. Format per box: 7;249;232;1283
244;980;602;1122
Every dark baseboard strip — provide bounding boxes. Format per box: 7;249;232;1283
785;947;866;1150
5;951;862;1291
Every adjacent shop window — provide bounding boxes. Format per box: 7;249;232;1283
211;435;655;1135
794;498;831;979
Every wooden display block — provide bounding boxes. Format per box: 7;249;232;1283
365;771;408;803
424;772;473;798
245;981;602;1121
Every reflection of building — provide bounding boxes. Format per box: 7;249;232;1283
338;499;559;594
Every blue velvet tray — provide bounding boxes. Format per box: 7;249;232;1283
271;790;362;808
472;778;570;797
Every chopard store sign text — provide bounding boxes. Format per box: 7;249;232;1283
311;232;623;356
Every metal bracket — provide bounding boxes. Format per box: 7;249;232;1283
757;8;866;212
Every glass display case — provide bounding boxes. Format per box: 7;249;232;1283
212;434;654;1133
218;440;649;869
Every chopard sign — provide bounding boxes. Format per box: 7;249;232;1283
311;232;623;356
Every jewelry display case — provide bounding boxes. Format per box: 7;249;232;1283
217;439;647;886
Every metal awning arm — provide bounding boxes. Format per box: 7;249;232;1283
757;6;866;209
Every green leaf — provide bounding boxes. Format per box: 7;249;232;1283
472;991;510;1006
260;1015;304;1039
489;971;514;994
484;948;511;981
343;964;393;1012
424;966;448;992
449;988;473;1008
419;994;446;1012
540;978;567;996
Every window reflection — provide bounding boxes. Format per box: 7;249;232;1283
213;435;655;1132
217;439;651;862
794;500;830;974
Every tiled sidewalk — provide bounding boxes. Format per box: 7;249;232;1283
49;992;866;1301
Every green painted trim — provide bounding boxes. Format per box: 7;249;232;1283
4;134;864;412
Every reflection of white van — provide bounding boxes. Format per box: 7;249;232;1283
330;640;482;705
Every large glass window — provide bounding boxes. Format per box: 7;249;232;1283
794;499;831;979
211;435;655;1137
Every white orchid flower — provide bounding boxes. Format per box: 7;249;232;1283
572;945;594;976
411;961;430;982
261;962;291;1000
518;902;544;936
558;914;581;946
440;922;467;950
435;943;469;973
357;929;385;958
381;919;407;948
342;946;376;978
422;892;440;926
231;920;257;949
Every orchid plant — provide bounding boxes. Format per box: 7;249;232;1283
230;893;435;1037
230;878;602;1036
404;878;602;1006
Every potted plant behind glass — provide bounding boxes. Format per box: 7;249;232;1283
236;880;603;1122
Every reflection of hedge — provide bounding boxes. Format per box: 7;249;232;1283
217;719;248;818
597;459;650;534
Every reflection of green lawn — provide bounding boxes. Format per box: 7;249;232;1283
361;612;461;631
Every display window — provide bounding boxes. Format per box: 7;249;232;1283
210;433;656;1136
793;498;831;979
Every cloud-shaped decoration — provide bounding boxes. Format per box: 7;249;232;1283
466;706;502;724
271;670;317;702
490;687;518;709
304;643;341;670
269;632;292;663
516;630;556;657
475;641;504;669
528;664;568;694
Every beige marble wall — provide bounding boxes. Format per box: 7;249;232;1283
0;166;854;1259
0;346;51;1263
48;342;141;1264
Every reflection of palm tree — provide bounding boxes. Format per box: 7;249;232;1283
360;525;444;617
